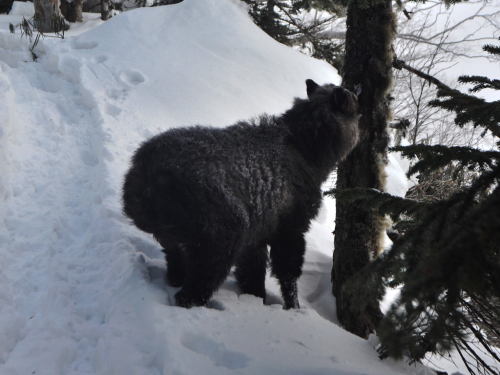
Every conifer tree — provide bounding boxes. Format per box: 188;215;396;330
241;0;345;71
330;38;500;374
244;0;488;341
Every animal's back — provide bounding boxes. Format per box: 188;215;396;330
123;118;294;240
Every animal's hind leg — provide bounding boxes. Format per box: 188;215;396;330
162;245;186;288
234;244;268;302
174;238;234;308
269;231;306;309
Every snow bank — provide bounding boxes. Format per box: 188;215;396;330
8;1;34;16
386;153;410;198
0;0;431;374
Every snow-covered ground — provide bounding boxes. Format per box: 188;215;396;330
1;0;435;374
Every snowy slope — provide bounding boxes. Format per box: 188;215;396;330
1;1;432;374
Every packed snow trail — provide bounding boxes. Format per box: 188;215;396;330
1;1;431;374
0;19;143;374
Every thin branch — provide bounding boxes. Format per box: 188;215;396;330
393;58;448;89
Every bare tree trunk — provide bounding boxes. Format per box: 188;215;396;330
101;0;109;20
33;0;67;33
332;0;395;338
76;0;83;22
60;0;83;23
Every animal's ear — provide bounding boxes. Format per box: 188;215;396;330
332;87;358;115
306;79;320;98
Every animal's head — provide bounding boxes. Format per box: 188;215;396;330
305;79;358;117
289;79;360;167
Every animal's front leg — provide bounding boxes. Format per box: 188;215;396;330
269;232;306;309
156;231;187;288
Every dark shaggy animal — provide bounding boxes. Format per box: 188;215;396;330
122;80;359;309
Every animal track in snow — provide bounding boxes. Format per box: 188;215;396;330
94;55;108;64
180;333;251;369
80;149;99;167
105;103;122;117
119;69;145;86
105;88;127;101
72;40;98;50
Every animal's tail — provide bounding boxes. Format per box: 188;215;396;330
122;163;158;234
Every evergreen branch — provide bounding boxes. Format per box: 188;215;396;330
458;75;500;93
484;44;500;56
346;168;500;367
429;96;500;138
457;336;500;375
391;144;500;177
452;336;480;375
393;58;500;139
360;39;500;372
460;298;500;364
325;187;427;218
483;38;500;56
468;296;500;334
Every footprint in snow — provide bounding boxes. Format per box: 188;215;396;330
94;55;108;63
180;333;251;369
119;69;145;86
72;39;98;50
80;149;99;167
105;103;122;117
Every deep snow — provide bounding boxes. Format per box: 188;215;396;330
1;0;433;374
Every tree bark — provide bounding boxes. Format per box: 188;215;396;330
101;0;109;21
60;0;83;23
33;0;67;33
332;0;395;338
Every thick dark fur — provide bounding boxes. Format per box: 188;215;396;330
122;80;359;309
